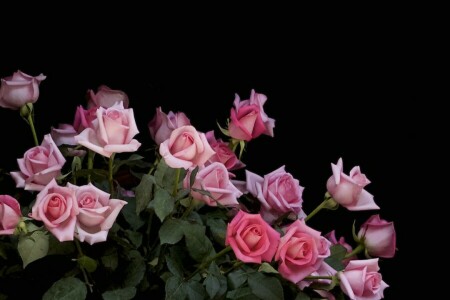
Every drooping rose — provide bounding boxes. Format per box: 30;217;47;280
205;131;245;171
225;210;280;263
228;89;275;141
0;70;46;109
87;85;129;109
325;230;355;265
358;215;396;258
30;179;79;242
11;134;66;191
0;195;22;235
148;107;191;145
75;101;141;158
246;166;304;223
326;158;379;211
159;125;215;169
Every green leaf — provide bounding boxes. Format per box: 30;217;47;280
78;255;98;272
182;223;215;262
155;160;186;189
204;262;227;299
294;291;311;300
123;250;146;287
206;218;227;246
71;156;82;173
185;280;206;300
18;230;49;268
324;244;347;271
227;269;248;289
113;154;147;174
166;255;184;278
121;197;146;230
226;287;255;300
124;230;143;248
258;262;279;274
101;248;118;271
189;167;199;187
204;275;221;299
248;272;283;300
135;174;155;214
102;287;136;300
165;276;186;300
159;219;186;245
150;187;175;222
43;277;87;300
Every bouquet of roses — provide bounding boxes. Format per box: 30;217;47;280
0;70;396;300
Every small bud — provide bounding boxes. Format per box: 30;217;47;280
19;103;34;119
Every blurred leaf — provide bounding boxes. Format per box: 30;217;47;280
205;275;221;299
258;262;279;274
71;156;82;173
135;174;155;214
166;255;184;278
159;219;186;245
150;187;175;222
124;230;143;248
102;287;136;300
123;250;146;287
189;167;199;187
324;245;347;271
101;248;118;271
42;277;87;300
185;280;206;300
155;160;177;188
206;218;227;246
121;197;146;230
18;230;49;268
248;272;283;300
227;269;248;289
47;235;75;255
204;262;227;299
295;291;311;300
165;276;186;300
226;287;254;300
113;154;148;174
78;255;98;273
75;169;109;181
183;223;215;262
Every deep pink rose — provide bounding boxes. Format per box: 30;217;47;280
87;85;129;109
75;101;141;158
326;158;379;211
275;220;331;283
0;195;22;235
0;70;46;109
11;134;66;191
358;215;396;258
205;131;245;171
186;162;242;207
228;89;275;141
148;107;191;145
225;210;280;263
51;106;97;146
338;258;389;300
325;230;355;265
246;166;304;223
69;183;127;245
159;125;215;169
30;179;79;242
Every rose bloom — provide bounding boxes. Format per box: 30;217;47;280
30;179;79;242
246;166;304;223
75;101;141;158
0;195;22;235
87;85;129;109
0;70;46;109
225;210;280;263
338;258;389;300
148;107;191;145
358;215;396;258
275;220;331;283
159;125;215;169
205;131;245;171
11;134;66;191
326;158;379;211
228;89;275;141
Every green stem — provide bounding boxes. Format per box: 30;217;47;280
27;110;39;146
172;168;181;197
305;195;338;222
304;275;334;280
187;246;232;280
344;243;365;259
74;239;93;293
305;200;328;222
224;261;244;275
109;153;115;196
87;150;94;183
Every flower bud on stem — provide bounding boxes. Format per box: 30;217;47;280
20;103;39;146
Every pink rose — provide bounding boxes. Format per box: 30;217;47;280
246;166;304;223
228;89;275;141
358;215;396;258
298;262;337;300
51;106;97;146
69;183;127;245
0;195;22;235
325;230;355;265
275;220;331;283
0;70;46;109
11;134;66;191
87;85;129;109
148;107;191;145
159;125;215;169
225;210;280;263
186;162;242;207
205;131;245;171
75;102;141;158
338;258;389;300
30;179;79;242
326;158;379;211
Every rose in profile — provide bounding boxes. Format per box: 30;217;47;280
148;107;191;145
358;215;396;258
0;70;46;109
87;85;129;109
205;131;245;171
51;106;97;146
0;195;22;235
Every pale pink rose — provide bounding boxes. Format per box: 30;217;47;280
51;124;78;146
338;258;389;300
0;195;22;235
325;230;355;265
30;179;79;242
246;166;304;224
75;102;141;158
358;215;396;258
225;210;280;263
326;158;379;211
0;70;46;109
51;106;97;146
275;219;331;283
159;125;215;169
185;162;242;207
11;134;66;191
68;183;127;245
228;89;275;141
298;262;337;300
205;131;245;171
87;85;129;109
148;107;191;145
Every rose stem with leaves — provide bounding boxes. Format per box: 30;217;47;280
20;103;39;146
186;246;232;281
74;239;93;293
305;192;338;222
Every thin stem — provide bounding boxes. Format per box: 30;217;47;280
27;110;39;146
305;199;328;222
87;150;94;183
224;261;244;275
74;239;93;293
304;275;334;280
108;153;115;196
172;168;181;197
344;243;365;259
187;246;232;281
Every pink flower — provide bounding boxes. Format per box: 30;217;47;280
338;258;389;300
358;215;396;258
325;230;355;265
69;183;127;245
326;158;379;211
0;70;46;109
0;195;22;235
11;134;66;191
186;162;242;207
228;89;275;141
246;166;304;223
275;220;331;283
159;125;215;169
51;106;97;146
225;210;280;263
298;262;337;300
87;85;129;109
148;107;191;145
30;179;79;242
205;131;245;171
75;101;141;158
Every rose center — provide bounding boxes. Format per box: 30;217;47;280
242;225;262;249
46;195;66;220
